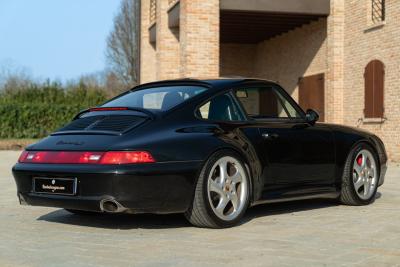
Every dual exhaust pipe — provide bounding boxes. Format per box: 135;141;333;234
100;197;126;213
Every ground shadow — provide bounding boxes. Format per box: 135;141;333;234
241;198;338;225
38;191;383;230
38;209;191;230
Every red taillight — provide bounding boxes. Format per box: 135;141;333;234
18;151;29;162
100;151;155;164
18;151;155;164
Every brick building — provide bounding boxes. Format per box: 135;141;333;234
139;0;400;161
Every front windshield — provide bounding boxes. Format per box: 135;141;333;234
102;85;207;111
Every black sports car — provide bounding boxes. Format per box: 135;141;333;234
13;78;387;228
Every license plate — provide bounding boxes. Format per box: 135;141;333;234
33;177;77;195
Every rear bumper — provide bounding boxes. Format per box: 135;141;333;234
13;161;203;214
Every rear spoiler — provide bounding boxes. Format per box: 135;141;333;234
73;107;155;120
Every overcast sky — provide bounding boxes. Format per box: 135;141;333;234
0;0;121;81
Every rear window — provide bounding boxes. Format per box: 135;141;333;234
102;86;206;111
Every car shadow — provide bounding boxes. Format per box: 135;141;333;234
240;198;337;225
37;209;191;230
37;192;383;230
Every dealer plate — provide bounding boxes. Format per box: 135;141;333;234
33;177;77;195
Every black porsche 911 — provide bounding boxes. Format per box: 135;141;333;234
13;78;387;228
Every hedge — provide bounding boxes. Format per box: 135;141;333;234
0;84;108;138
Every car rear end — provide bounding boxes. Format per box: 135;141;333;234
13;98;203;214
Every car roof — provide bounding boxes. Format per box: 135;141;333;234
134;77;278;91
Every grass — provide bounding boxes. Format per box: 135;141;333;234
0;139;39;150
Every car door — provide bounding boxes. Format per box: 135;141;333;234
234;84;335;193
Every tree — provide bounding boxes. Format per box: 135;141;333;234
0;59;32;90
106;0;140;88
0;59;32;91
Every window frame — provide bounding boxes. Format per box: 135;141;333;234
231;84;307;123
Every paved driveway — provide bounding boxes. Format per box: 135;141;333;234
0;151;399;267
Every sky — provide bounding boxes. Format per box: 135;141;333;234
0;0;121;82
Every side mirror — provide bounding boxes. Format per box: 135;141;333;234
305;109;319;125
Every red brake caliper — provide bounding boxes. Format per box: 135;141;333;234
356;154;363;166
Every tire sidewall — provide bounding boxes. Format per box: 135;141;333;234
348;143;380;204
201;150;251;227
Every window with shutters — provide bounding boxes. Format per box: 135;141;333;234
371;0;385;24
150;0;157;24
364;60;385;118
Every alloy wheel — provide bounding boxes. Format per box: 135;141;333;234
207;156;248;221
352;149;378;200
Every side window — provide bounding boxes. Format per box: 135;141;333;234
235;87;302;119
198;93;244;121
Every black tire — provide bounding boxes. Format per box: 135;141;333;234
184;150;251;228
340;143;379;205
65;209;100;216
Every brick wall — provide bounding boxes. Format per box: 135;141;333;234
140;0;399;161
326;0;345;124
253;19;328;101
140;0;157;83
156;0;180;80
342;0;400;161
220;19;328;103
220;44;256;77
179;0;219;78
141;0;219;81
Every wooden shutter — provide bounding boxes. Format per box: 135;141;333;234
299;73;325;122
364;60;384;118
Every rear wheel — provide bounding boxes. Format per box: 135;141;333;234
185;150;250;228
340;143;379;205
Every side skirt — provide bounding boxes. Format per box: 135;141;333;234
251;191;340;207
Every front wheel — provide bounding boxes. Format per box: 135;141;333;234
185;150;250;228
340;143;379;205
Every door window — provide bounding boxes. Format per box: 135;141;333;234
235;87;302;120
198;93;244;121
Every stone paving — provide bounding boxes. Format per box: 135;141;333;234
0;151;399;267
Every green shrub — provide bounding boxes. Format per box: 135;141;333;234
0;82;108;138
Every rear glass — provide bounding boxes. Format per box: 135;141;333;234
102;86;206;111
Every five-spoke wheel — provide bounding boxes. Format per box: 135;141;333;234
207;156;248;221
185;150;250;228
341;143;379;205
352;149;377;200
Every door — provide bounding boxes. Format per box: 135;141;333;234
299;73;325;121
234;84;335;193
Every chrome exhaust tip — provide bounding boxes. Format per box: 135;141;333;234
100;197;126;213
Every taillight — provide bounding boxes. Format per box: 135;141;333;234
18;151;155;164
100;151;155;164
18;151;29;162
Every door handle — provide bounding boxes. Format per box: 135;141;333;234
262;133;279;139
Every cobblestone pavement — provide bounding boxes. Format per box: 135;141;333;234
0;151;399;267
